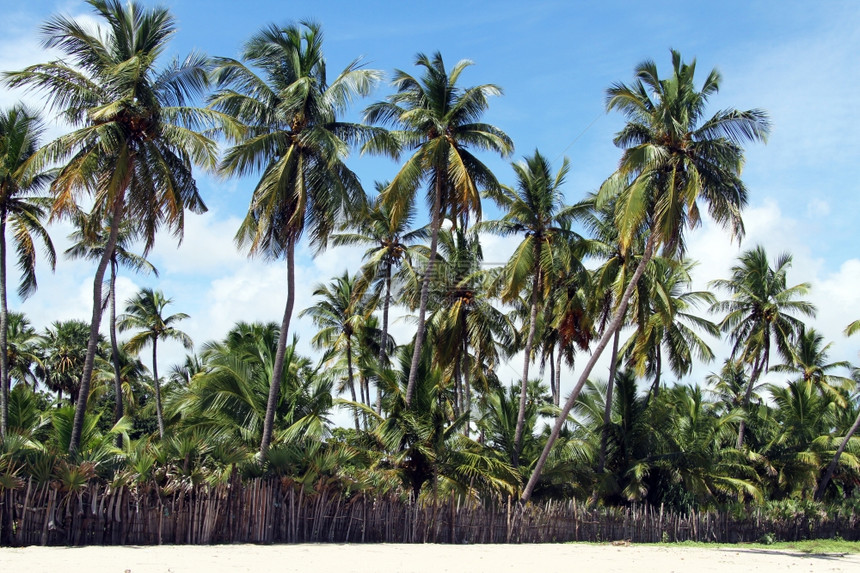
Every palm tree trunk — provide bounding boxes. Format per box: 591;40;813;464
462;335;471;436
346;338;360;431
109;257;124;446
452;348;462;417
554;342;563;408
548;346;557;406
405;179;443;405
598;328;622;474
736;353;764;449
815;410;860;500
514;265;541;467
259;236;296;457
376;265;392;414
152;337;164;439
521;233;657;503
0;212;9;439
69;199;124;455
650;348;662;397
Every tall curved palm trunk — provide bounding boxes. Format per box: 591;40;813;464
521;50;769;503
212;22;379;457
6;1;214;453
261;239;296;453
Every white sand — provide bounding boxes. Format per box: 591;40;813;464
2;543;859;573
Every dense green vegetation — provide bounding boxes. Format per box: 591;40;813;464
0;0;857;521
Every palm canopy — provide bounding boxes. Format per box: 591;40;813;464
481;150;587;302
0;104;56;298
364;51;514;227
211;20;380;256
710;246;815;372
599;49;770;257
771;328;852;406
65;216;158;279
118;288;192;354
4;0;214;247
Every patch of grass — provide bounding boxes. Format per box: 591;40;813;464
651;539;860;555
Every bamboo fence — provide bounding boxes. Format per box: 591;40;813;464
1;478;857;546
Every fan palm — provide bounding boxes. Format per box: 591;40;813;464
481;150;585;465
364;52;513;406
4;0;215;453
523;50;770;502
211;21;379;456
0;105;56;438
66;217;157;431
118;288;192;439
37;320;104;405
710;245;815;447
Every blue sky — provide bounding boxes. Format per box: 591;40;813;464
2;0;859;410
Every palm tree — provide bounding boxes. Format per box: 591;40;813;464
118;288;192;439
481;150;584;465
0;104;56;438
5;0;215;453
332;185;428;380
211;21;379;457
5;312;43;390
66;217;157;431
773;328;852;405
710;246;815;448
522;50;770;502
425;228;514;424
170;323;332;449
37;320;102;405
300;272;369;430
622;258;718;396
815;322;860;499
364;52;513;406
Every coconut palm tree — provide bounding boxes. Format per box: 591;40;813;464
5;0;215;453
522;50;770;502
621;258;718;396
5;312;43;390
773;328;852;405
300;272;369;430
364;52;513;406
118;288;192;439
815;322;860;499
211;21;379;457
0;104;56;438
66;217;157;431
710;246;815;448
332;184;428;379
424;227;515;423
170;323;332;449
481;150;585;465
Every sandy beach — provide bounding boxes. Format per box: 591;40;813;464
2;543;859;573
